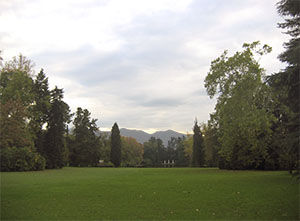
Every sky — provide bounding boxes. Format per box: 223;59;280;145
0;0;289;133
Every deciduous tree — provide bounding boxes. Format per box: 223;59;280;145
121;137;143;167
205;42;275;169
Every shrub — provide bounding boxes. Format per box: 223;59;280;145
0;147;46;171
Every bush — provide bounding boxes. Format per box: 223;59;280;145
0;147;46;171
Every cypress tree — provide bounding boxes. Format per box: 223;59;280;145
110;122;121;167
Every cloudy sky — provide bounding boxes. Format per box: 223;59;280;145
0;0;289;133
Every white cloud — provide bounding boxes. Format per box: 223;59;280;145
0;0;288;133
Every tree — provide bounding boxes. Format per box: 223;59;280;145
166;137;177;161
0;54;35;149
192;120;205;167
110;122;121;167
268;0;299;173
99;133;111;164
183;134;193;166
121;137;144;167
202;123;220;167
30;69;51;155
167;137;188;166
0;54;45;171
0;99;33;149
205;42;275;169
69;107;101;166
44;87;71;169
143;137;165;167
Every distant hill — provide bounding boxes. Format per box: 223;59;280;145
119;128;186;146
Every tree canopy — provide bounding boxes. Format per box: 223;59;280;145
205;42;276;169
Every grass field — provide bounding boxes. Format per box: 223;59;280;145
1;167;299;220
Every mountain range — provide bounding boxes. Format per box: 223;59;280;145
119;128;186;146
100;128;186;146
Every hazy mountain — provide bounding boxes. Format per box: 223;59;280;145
152;130;186;146
119;128;186;146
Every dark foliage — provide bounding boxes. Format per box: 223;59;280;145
69;107;101;167
192;120;205;167
268;0;299;172
110;122;121;167
0;147;45;171
44;87;71;169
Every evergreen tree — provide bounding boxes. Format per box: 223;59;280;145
110;122;121;167
31;69;51;155
192;120;205;167
44;87;71;169
268;0;299;172
69;107;101;166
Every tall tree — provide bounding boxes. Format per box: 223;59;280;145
192;120;205;167
69;107;101;166
44;87;71;169
0;55;35;149
268;0;299;172
110;122;121;167
0;54;45;171
30;69;51;154
205;42;275;169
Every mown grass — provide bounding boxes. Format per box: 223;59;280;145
1;167;299;220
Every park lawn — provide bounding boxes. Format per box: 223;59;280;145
0;167;299;220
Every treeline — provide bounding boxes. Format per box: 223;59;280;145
0;61;213;171
0;59;196;170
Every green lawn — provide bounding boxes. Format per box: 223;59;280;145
1;167;299;220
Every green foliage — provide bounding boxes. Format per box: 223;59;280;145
0;147;45;171
0;59;35;147
0;55;48;172
143;137;165;167
0;99;34;149
110;122;121;167
192;120;205;167
98;133;112;164
69;107;101;167
205;42;276;169
183;134;193;165
267;0;299;173
30;69;51;155
202;123;220;167
121;136;144;167
167;137;188;166
44;87;71;169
